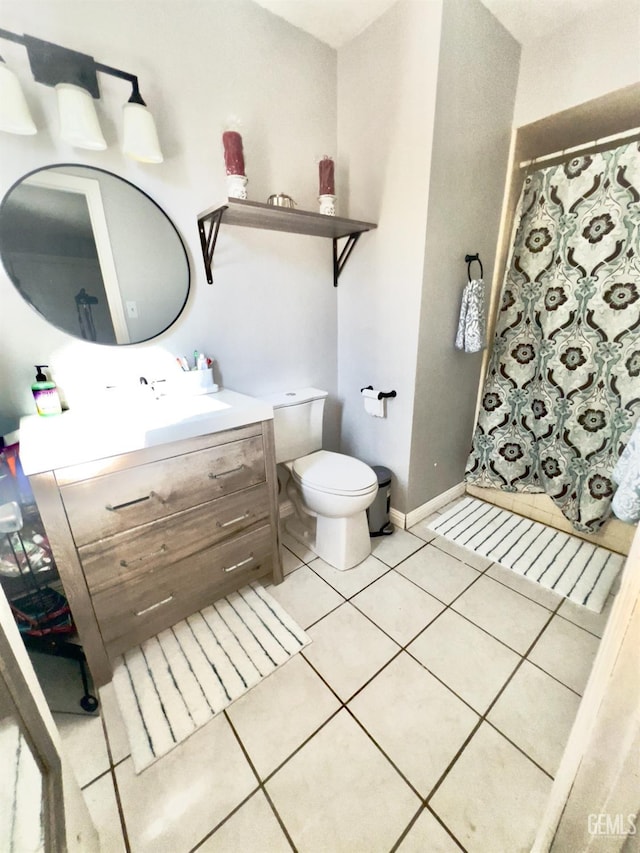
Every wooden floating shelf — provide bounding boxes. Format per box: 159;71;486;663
197;198;377;286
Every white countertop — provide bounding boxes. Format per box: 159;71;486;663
19;389;273;475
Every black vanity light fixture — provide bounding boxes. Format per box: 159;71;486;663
0;28;163;163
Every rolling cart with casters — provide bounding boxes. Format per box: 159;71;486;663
0;499;99;714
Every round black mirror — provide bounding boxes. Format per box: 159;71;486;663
0;165;190;345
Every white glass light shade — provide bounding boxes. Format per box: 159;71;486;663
122;102;163;163
56;83;106;150
0;62;36;135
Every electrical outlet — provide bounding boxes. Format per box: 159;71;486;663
126;301;138;319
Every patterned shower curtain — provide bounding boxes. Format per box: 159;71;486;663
465;139;640;533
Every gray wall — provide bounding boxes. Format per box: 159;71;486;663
407;0;520;510
336;0;444;512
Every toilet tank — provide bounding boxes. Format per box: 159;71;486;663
263;388;328;463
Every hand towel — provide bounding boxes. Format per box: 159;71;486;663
455;278;486;353
612;418;640;523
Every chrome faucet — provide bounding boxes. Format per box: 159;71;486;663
139;376;167;399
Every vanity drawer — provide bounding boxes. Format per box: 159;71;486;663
95;525;274;658
61;435;266;545
79;482;270;595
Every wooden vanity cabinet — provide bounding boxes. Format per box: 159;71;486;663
28;420;283;687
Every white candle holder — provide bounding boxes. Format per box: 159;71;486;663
318;194;336;216
227;174;248;199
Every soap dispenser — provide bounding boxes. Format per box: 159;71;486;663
32;365;62;416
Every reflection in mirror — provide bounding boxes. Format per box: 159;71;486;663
0;165;190;345
0;686;44;852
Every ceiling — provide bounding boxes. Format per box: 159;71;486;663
253;0;398;48
253;0;616;48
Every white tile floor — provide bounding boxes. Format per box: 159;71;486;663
55;506;615;852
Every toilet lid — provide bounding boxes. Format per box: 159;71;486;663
293;450;377;495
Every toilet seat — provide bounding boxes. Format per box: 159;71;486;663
292;450;377;497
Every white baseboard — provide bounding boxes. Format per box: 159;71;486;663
397;482;466;530
389;507;406;529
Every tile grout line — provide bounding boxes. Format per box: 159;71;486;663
342;703;424;802
471;590;582;779
315;564;562;827
188;711;299;853
272;653;447;845
301;535;489;644
388;804;427;853
102;545;411;853
425;803;468;852
257;699;345;787
388;802;469;853
187;787;260;853
281;517;608;844
193;522;602;849
302;549;568;783
79;765;112;791
152;573;576;853
106;764;132;853
396;556;583;671
261;787;298;853
299;638;477;850
526;656;586;698
424;600;562;815
284;531;604;640
415;566;603;697
99;713;132;853
555;607;609;640
280;526;602;816
233;647;430;808
296;607;488;847
76;517;605;853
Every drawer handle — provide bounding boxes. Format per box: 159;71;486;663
135;595;174;617
217;512;251;529
106;491;160;512
223;554;254;573
209;464;245;480
120;544;168;568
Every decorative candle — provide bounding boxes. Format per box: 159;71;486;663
319;156;335;195
222;131;245;176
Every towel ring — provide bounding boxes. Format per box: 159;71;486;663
465;253;483;281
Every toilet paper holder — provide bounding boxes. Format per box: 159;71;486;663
360;386;397;400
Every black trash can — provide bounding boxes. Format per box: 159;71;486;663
368;466;393;536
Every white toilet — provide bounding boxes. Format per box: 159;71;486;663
265;388;378;571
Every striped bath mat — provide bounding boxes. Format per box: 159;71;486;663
430;497;624;614
112;583;310;773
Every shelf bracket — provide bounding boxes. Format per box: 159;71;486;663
333;232;361;287
198;205;228;284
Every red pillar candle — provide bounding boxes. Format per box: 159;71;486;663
319;156;335;195
223;131;245;176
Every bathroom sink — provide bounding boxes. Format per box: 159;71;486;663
19;389;274;475
128;391;231;421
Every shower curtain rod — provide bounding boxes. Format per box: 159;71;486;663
519;125;640;169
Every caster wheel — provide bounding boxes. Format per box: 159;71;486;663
80;694;99;713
